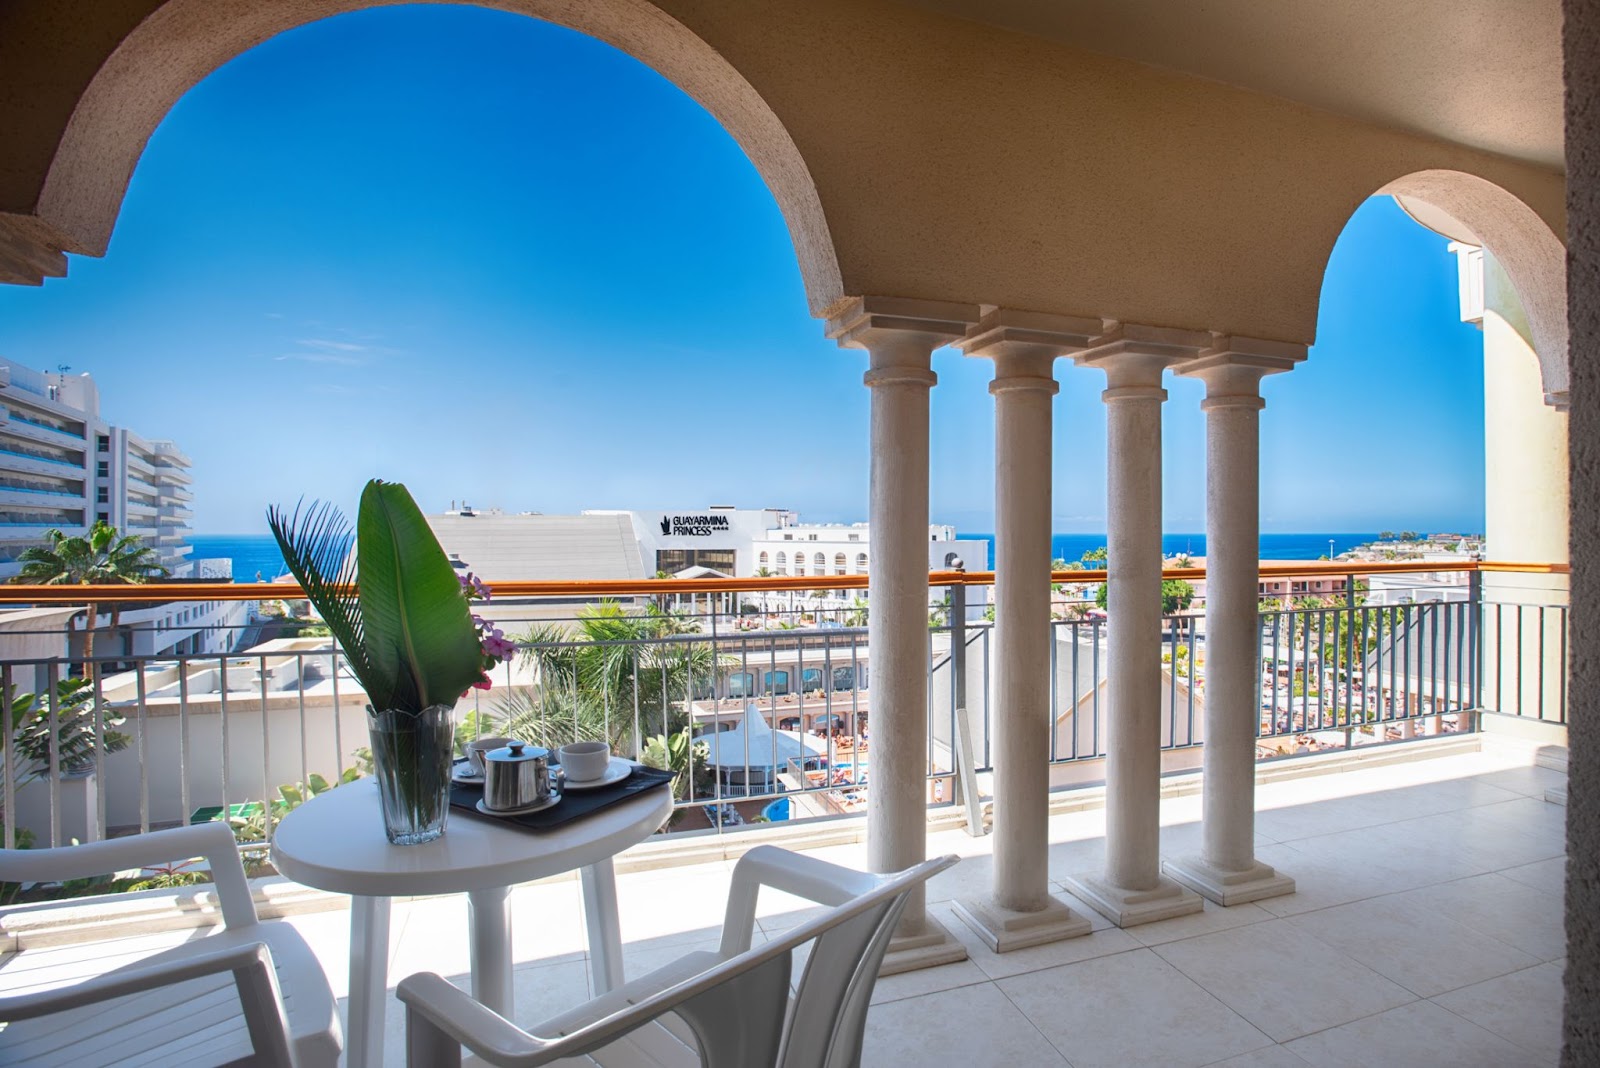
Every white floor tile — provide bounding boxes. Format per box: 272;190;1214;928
997;948;1273;1068
1288;898;1539;998
1201;1045;1312;1067
1126;898;1276;947
1284;998;1548;1068
1388;872;1567;961
1153;919;1416;1041
1432;962;1565;1063
860;982;1070;1068
1500;856;1567;895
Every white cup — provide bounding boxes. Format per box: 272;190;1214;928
467;736;514;777
558;741;611;783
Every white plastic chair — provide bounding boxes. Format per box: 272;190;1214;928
0;821;341;1067
399;845;957;1067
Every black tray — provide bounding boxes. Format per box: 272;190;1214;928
449;760;675;831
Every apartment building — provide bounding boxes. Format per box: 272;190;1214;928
0;357;245;657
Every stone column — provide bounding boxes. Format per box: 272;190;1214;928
827;295;979;972
953;310;1100;951
1062;324;1206;927
1165;338;1303;906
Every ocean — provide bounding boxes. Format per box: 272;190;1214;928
189;534;290;583
188;532;1395;583
961;533;1392;572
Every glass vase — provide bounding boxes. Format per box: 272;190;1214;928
366;703;455;845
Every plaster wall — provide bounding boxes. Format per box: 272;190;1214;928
0;0;1568;355
1484;254;1570;572
1563;0;1599;1060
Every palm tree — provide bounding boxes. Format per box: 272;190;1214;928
15;523;168;673
488;601;735;754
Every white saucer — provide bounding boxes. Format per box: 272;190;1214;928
452;764;486;785
561;758;636;791
475;792;561;818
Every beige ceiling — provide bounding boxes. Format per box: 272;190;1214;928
900;0;1563;172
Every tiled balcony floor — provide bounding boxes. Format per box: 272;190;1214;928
1;741;1568;1066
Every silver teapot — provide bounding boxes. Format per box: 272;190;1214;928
482;740;553;812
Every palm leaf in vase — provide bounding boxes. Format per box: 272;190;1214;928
355;480;487;711
268;480;497;844
268;481;486;713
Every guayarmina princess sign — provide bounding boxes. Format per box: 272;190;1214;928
659;514;731;537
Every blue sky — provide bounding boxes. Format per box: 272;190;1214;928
0;5;1487;535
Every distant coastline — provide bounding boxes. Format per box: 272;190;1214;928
975;532;1404;571
190;531;1434;583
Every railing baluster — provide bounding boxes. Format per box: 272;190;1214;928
1537;605;1547;722
179;655;192;830
219;656;231;836
46;659;60;847
135;661;150;835
1091;619;1101;756
1559;604;1570;725
259;653;271;845
92;655;108;840
2;664;14;849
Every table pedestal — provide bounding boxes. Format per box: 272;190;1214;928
348;896;391;1068
469;886;515;1012
340;860;629;1068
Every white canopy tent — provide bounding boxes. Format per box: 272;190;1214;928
699;704;828;795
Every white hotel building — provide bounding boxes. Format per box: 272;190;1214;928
0;357;248;658
428;505;987;613
590;507;987;583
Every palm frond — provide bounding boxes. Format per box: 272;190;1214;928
268;498;382;704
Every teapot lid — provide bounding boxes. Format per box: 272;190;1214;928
486;740;548;763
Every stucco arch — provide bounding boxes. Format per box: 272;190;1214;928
9;0;844;315
1376;169;1569;397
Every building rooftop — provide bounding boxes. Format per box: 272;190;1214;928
427;512;647;581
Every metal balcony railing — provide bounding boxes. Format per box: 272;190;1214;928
0;561;1568;864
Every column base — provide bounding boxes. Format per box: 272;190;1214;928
951;893;1093;953
1546;786;1568;806
1060;872;1203;928
1163;855;1296;907
879;914;969;976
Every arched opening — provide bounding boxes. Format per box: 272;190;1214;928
1241;179;1570;758
4;0;844;315
1377;169;1568;400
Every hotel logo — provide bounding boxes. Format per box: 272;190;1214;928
660;514;731;537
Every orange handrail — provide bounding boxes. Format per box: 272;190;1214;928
0;559;1565;605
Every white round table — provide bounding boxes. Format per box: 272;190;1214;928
272;779;674;1068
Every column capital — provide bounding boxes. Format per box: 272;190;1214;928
960;308;1103;360
1074;322;1210;390
825;296;982;353
961;308;1100;388
1178;335;1306;395
1545;390;1570;411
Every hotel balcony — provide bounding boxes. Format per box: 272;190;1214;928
0;0;1594;1062
2;741;1565;1067
0;567;1571;1066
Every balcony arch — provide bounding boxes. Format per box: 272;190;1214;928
1348;170;1567;398
2;0;844;315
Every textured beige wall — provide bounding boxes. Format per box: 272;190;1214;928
1564;0;1598;1060
0;0;1569;352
